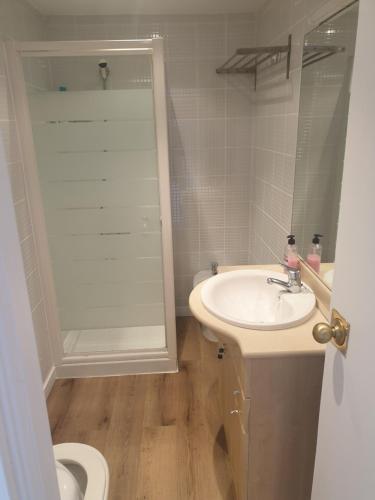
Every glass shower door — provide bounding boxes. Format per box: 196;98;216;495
24;53;167;354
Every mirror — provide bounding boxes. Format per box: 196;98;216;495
291;1;359;288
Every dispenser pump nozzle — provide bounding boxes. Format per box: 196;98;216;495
312;234;323;244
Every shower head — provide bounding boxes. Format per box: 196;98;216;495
98;59;110;89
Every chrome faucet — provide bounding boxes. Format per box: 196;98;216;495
211;261;218;275
267;263;302;293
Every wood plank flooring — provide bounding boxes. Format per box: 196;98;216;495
47;317;236;500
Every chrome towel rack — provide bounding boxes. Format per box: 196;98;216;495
216;34;292;90
302;43;346;68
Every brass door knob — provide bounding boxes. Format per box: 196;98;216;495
312;309;350;349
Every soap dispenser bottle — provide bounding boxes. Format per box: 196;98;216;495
307;234;323;273
283;234;299;269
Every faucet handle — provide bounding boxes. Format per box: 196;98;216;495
279;262;301;284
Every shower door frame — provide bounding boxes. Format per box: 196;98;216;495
5;38;178;379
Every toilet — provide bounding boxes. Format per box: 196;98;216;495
193;270;218;343
54;443;109;500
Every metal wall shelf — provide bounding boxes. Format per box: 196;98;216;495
216;34;292;90
302;43;346;68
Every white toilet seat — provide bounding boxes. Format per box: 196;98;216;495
54;443;109;500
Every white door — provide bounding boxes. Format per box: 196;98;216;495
312;1;375;498
0;136;60;497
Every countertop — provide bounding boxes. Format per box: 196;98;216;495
189;264;326;359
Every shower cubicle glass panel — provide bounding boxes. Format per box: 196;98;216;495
23;54;166;355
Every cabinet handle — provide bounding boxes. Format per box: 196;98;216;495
233;389;241;396
229;409;240;415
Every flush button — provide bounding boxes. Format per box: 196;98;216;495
312;308;350;353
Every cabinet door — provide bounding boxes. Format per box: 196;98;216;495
221;350;249;500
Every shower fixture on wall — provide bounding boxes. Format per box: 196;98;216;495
98;59;110;89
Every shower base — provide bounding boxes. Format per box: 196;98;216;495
62;325;166;354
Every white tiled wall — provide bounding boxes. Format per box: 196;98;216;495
44;14;256;313
250;0;353;264
0;0;55;385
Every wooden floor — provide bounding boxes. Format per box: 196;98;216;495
47;317;235;500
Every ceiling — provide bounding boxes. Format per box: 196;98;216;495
27;0;266;16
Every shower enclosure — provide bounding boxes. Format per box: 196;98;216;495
6;39;177;376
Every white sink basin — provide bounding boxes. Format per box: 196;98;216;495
201;270;316;330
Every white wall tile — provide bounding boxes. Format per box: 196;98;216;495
0;121;21;164
21;235;38;278
197;89;226;119
168;89;198;120
166;60;198;89
14;199;32;242
26;269;43;311
197;58;226;89
200;198;225;227
225;202;250;227
0;76;14;120
227;117;253;148
169;118;199;149
200;226;225;252
198;148;226;176
8;162;26;203
32;303;52;381
198;118;226;148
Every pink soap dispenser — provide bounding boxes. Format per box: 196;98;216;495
307;234;323;273
283;234;299;269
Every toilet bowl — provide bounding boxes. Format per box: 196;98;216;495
193;270;218;343
54;443;109;500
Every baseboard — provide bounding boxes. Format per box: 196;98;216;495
55;357;178;379
43;366;56;398
176;306;192;316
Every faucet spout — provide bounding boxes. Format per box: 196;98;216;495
267;277;289;288
267;263;302;293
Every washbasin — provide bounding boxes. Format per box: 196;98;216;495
201;269;316;330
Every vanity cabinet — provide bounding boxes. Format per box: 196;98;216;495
220;342;324;500
221;349;250;500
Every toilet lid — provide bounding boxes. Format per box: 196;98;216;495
55;461;83;500
54;443;109;500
